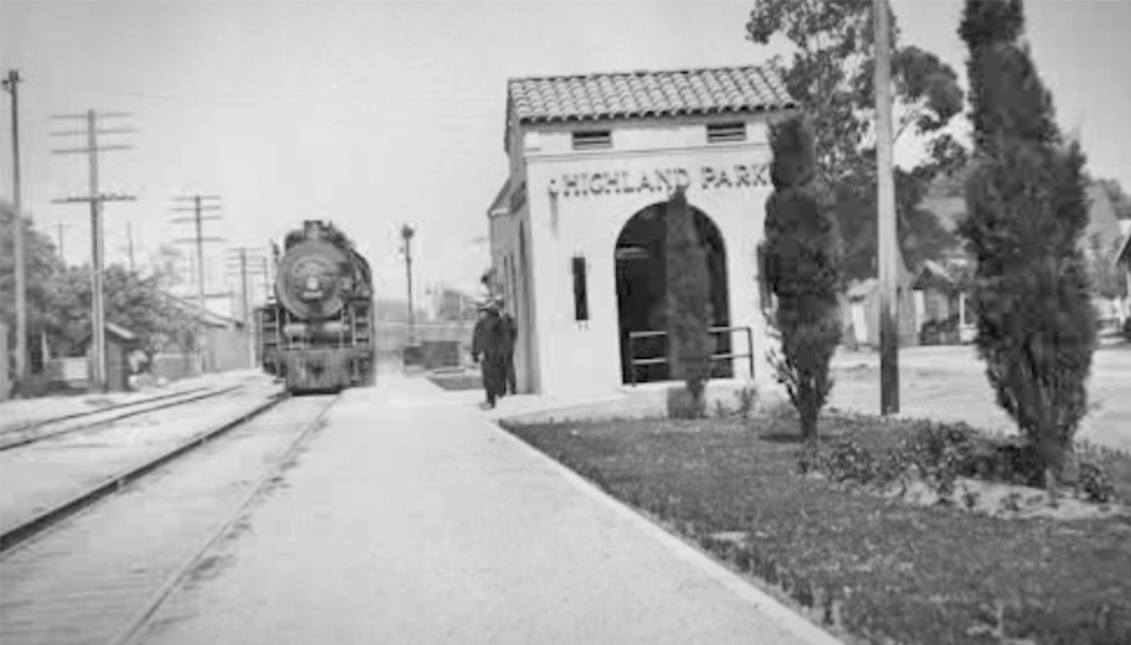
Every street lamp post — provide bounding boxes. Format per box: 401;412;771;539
401;224;416;345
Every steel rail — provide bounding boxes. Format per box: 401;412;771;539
0;386;213;436
110;393;340;645
0;391;286;555
0;385;244;452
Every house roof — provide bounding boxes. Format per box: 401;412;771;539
487;180;509;219
507;65;795;126
78;322;139;348
161;292;245;329
1116;230;1131;267
911;259;958;292
106;322;137;342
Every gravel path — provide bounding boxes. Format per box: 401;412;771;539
130;375;840;645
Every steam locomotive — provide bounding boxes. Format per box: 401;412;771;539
257;220;376;393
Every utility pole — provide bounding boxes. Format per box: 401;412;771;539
172;195;222;374
126;221;136;272
51;109;136;393
874;0;900;415
54;220;71;260
401;224;417;346
3;70;28;388
226;246;266;369
261;254;272;302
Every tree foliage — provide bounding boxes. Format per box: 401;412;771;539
957;0;1096;484
2;202;196;369
44;264;198;360
747;0;967;281
1;202;65;345
665;187;713;417
761;115;842;456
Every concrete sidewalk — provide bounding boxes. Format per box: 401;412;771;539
134;373;843;645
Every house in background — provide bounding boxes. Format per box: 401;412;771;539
1117;229;1131;322
842;254;920;350
920;175;1129;334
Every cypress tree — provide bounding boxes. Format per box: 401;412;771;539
761;115;842;459
666;186;713;417
958;0;1095;486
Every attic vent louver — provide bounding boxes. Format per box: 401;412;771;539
708;122;746;143
572;130;612;150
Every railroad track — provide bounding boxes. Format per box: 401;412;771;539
0;385;245;452
0;393;339;645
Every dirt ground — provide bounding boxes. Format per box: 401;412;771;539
826;343;1131;454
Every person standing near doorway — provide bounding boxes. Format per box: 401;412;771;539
471;298;507;409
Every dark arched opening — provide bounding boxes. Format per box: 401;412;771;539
615;203;731;384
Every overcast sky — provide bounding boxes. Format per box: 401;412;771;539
2;0;1129;301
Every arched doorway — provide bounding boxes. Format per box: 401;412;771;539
615;203;731;384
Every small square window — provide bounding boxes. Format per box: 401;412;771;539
572;130;612;150
707;122;746;143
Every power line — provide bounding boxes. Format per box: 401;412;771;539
50;109;137;393
52;220;72;260
171;194;223;374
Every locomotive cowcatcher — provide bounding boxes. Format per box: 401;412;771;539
257;220;376;393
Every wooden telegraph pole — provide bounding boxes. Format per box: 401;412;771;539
874;0;900;414
172;195;223;374
51;110;136;393
226;246;266;369
54;220;71;261
3;70;28;387
126;221;136;272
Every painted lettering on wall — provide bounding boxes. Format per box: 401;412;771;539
547;164;770;198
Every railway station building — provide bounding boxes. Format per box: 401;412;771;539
486;65;796;397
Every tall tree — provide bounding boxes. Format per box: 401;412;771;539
958;0;1095;488
666;187;713;417
1;202;65;355
45;264;197;362
761;115;842;461
747;0;967;281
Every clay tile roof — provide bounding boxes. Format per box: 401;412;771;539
508;65;795;124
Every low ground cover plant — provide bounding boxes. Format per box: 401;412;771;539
502;411;1131;645
810;415;1124;506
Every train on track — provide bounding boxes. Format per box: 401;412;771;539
257;220;376;393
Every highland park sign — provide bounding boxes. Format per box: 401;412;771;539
547;163;771;198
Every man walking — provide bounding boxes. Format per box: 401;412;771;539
471;298;507;409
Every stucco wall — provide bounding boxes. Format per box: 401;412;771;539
494;114;783;397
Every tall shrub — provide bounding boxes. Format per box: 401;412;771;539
666;186;713;417
958;0;1095;485
760;115;842;458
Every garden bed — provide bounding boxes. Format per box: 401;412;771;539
501;411;1131;645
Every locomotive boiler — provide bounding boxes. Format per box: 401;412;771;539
257;220;376;393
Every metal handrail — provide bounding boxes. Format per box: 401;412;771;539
626;325;755;386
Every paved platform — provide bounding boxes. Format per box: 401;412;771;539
133;373;842;645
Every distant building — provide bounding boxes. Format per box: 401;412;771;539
920;175;1129;331
487;65;795;396
1117;230;1131;320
